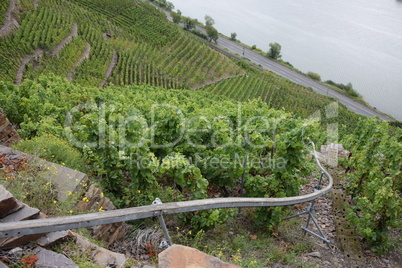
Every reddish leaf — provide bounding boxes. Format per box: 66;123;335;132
21;255;38;267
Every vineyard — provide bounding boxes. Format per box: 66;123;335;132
0;1;8;26
0;0;241;89
0;0;401;262
0;75;320;231
203;70;362;128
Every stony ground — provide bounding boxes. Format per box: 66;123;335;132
293;175;402;268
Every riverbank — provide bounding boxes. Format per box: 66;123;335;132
169;0;402;121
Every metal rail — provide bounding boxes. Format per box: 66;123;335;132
0;143;332;239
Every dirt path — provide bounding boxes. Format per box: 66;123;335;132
34;0;40;9
0;0;19;37
67;43;91;82
98;50;118;88
15;49;43;85
50;22;78;57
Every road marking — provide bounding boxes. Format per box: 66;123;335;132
215;37;389;119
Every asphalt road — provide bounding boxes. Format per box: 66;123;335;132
216;36;392;121
154;3;392;120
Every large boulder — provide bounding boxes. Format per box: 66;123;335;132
158;244;240;268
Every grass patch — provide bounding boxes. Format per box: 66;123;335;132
0;158;84;217
12;133;87;172
171;208;316;267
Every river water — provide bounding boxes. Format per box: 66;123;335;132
171;0;402;120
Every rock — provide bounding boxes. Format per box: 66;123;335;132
78;185;126;245
0;205;39;223
0;186;19;218
0;145;89;202
0;202;42;249
381;258;390;264
36;231;70;247
0;109;20;146
0;233;44;250
35;247;78;268
41;161;89;202
8;247;23;259
306;251;321;258
0;261;8;268
71;232;126;267
140;255;150;260
158;244;240;268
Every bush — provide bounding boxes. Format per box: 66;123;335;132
191;29;207;40
343;118;402;254
267;42;282;60
307;71;321;81
325;80;361;98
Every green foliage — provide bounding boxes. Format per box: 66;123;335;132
183;17;196;31
0;160;82;217
0;0;240;89
191;29;207;40
389;120;402;130
204;15;215;26
1;75;319;230
0;1;9;26
206;25;219;43
13;133;87;172
307;71;321;82
188;209;237;230
160;153;208;199
171;11;182;24
203;73;328;118
230;32;237;41
267;42;282;60
342;118;402;254
150;0;175;11
325;80;362;98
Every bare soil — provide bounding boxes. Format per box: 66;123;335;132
0;0;19;36
67;43;91;82
98;49;118;88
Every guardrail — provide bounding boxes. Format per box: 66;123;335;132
0;143;332;244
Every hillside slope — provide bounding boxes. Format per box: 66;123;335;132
0;0;243;89
0;0;364;129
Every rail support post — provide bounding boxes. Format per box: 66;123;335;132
152;198;173;247
283;171;330;245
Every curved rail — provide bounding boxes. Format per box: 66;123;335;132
0;143;332;238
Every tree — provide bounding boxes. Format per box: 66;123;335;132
166;1;174;11
183;17;196;31
230;32;237;41
171;11;181;24
206;25;219;43
267;42;282;60
204;15;215;26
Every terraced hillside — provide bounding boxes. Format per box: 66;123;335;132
0;0;243;88
0;0;362;126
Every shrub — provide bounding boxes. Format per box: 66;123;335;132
307;71;321;82
191;29;207;40
343;118;402;254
